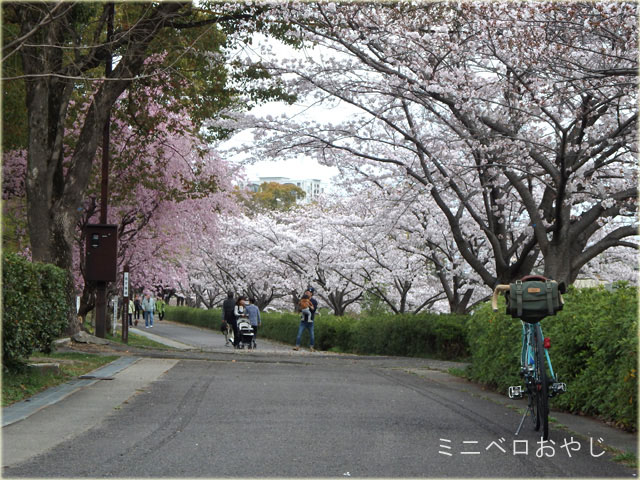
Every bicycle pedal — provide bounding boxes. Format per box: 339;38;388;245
508;386;524;399
551;382;567;394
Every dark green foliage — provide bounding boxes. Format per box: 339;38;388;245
165;306;221;330
256;312;469;359
259;312;309;346
167;306;469;360
467;285;638;431
2;253;70;370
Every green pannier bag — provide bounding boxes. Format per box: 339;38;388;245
505;279;563;323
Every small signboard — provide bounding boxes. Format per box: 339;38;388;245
123;272;129;297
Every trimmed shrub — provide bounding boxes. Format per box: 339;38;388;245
2;253;70;370
467;284;638;431
167;305;469;360
259;312;304;345
165;306;221;330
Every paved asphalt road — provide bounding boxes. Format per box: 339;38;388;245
2;321;636;478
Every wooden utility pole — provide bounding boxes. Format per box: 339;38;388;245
95;3;115;338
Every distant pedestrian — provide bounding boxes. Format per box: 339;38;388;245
128;298;135;326
222;291;236;347
134;295;142;321
294;287;318;352
245;298;261;349
142;292;156;328
156;296;166;321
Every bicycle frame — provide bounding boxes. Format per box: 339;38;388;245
521;322;556;385
493;279;567;439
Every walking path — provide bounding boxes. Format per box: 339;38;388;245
3;319;637;466
129;319;304;354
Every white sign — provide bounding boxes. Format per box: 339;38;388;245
112;297;118;333
123;272;129;298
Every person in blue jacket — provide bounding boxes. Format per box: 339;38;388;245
245;298;261;349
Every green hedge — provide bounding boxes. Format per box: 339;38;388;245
238;311;468;359
165;305;221;330
167;306;469;360
2;253;70;370
467;284;638;431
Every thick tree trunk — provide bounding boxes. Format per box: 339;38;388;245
448;288;474;315
18;2;186;336
543;244;576;286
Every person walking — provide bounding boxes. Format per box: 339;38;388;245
293;287;318;352
156;296;166;321
245;298;261;349
222;291;236;347
128;298;135;327
142;292;156;328
134;294;142;322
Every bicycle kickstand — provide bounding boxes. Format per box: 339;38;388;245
514;405;531;436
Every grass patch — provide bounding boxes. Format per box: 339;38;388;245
2;352;119;406
447;366;470;378
613;452;638;469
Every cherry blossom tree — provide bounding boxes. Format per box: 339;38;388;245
232;2;638;287
188;183;492;315
330;178;491;314
184;212;304;310
2;2;297;330
3;68;239;319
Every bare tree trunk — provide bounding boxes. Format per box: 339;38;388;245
17;3;185;335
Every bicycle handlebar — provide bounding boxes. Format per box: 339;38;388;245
491;284;510;312
519;274;548;282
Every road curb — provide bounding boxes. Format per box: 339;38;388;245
2;356;140;428
127;327;193;350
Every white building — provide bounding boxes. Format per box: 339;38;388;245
248;176;326;203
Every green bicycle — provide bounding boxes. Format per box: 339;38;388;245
492;275;567;440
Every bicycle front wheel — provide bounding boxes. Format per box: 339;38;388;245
534;323;549;439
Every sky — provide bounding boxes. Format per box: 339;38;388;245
217;116;341;183
214;34;350;185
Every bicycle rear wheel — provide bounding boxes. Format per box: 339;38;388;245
534;323;549;439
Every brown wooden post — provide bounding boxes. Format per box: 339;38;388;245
122;264;129;344
95;3;115;338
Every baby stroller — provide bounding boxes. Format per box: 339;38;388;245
236;319;255;349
